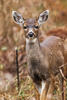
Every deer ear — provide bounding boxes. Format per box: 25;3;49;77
38;10;49;25
12;11;24;26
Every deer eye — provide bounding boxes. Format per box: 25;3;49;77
23;26;27;29
34;25;39;29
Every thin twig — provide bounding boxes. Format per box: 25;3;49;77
15;47;20;92
59;63;67;69
59;63;67;81
59;69;67;81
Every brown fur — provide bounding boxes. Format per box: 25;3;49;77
23;19;65;100
26;35;64;100
47;28;67;78
12;11;65;100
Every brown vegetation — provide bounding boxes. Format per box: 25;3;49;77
0;0;67;100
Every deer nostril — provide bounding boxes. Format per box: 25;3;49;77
28;32;34;37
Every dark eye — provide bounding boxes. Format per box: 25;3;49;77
23;26;27;29
34;25;39;29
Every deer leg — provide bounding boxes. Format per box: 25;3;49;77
46;81;55;100
35;88;40;100
59;73;65;100
63;80;66;100
34;83;41;100
40;80;50;100
61;77;66;100
61;77;64;100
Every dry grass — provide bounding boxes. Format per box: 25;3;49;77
0;0;67;100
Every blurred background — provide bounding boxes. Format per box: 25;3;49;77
0;0;67;100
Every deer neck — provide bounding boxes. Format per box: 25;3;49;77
26;37;49;77
26;38;41;58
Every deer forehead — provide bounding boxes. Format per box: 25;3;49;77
24;18;38;26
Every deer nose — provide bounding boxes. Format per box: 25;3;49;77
28;32;34;37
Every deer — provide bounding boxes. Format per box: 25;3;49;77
47;28;67;79
12;10;65;100
47;28;67;100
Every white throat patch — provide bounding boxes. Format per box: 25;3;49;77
26;38;37;43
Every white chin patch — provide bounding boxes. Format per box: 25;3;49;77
26;38;37;43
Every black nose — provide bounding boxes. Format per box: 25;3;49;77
28;32;34;37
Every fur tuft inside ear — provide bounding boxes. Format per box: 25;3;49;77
12;11;24;26
38;10;49;25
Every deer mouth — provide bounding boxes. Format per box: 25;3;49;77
26;37;37;43
26;32;37;43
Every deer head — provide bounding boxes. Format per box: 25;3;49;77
12;10;49;43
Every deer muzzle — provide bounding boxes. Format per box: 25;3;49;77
28;32;34;37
